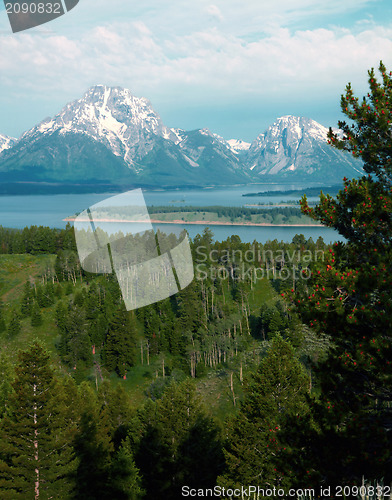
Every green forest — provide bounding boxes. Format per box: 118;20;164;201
68;204;317;225
242;185;342;198
0;222;332;499
147;205;315;225
1;63;392;499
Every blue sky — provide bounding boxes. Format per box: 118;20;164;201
0;0;392;141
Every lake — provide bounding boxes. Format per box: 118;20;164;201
0;184;341;244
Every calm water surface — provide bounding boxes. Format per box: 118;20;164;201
0;185;341;243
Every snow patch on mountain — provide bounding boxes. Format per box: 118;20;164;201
19;85;179;169
247;115;363;179
227;139;251;153
0;134;16;154
0;88;364;187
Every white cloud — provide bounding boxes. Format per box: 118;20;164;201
34;0;379;40
0;21;391;101
0;0;388;137
205;5;224;22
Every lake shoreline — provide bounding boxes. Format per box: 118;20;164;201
63;217;323;227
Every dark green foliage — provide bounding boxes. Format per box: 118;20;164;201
136;380;223;499
0;302;6;334
55;301;67;334
108;439;144;500
7;312;20;339
58;304;92;369
148;204;306;222
30;302;43;327
292;62;392;483
73;382;142;500
0;352;13;419
20;281;33;317
103;306;137;377
218;335;311;489
0;342;77;499
73;289;85;307
254;302;292;339
242;185;341;198
54;283;63;299
0;224;75;256
328;61;392;187
35;283;55;308
0;219;338;492
88;313;108;346
73;410;115;500
55;250;81;284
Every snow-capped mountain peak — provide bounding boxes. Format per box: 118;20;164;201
20;85;179;167
0;99;363;189
227;139;251;154
263;115;328;142
0;134;16;154
247;115;363;178
0;86;252;186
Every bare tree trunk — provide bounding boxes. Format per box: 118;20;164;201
245;313;250;335
230;372;236;406
191;353;196;378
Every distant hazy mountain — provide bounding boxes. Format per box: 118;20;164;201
227;139;251;151
246;115;363;181
0;88;364;192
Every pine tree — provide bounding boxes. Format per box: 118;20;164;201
7;311;21;339
58;304;92;369
218;335;311;489
108;438;144;500
136;380;223;499
0;342;77;499
103;306;137;377
73;382;142;500
21;281;33;317
31;303;43;327
288;61;392;482
55;301;67;336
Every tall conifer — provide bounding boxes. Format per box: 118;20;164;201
0;342;77;499
289;61;392;482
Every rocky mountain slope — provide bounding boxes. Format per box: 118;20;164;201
246;115;363;181
0;86;250;188
0;134;16;154
0;88;364;190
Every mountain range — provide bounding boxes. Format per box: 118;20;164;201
0;86;364;193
